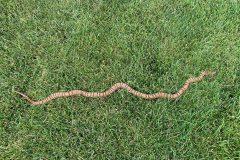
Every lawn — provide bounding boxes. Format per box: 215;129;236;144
1;0;240;159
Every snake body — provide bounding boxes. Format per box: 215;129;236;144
16;70;214;105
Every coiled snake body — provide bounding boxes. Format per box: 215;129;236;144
16;70;214;105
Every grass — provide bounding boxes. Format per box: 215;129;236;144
0;0;240;159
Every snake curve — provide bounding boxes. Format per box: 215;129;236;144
16;70;215;105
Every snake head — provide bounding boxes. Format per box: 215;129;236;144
203;70;216;76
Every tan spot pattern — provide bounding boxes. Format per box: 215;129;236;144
16;70;215;105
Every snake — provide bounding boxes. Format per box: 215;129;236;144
16;70;215;105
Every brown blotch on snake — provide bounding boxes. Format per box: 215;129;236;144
16;70;215;105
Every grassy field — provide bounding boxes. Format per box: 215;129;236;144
1;0;240;159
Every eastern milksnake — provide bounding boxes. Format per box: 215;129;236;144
16;70;215;105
